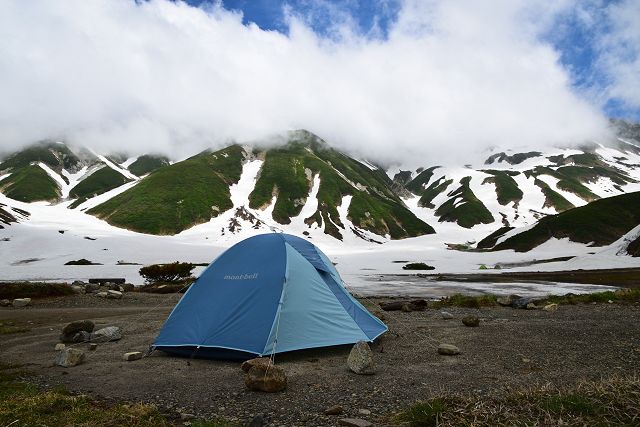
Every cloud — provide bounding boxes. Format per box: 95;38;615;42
0;0;615;165
597;0;640;114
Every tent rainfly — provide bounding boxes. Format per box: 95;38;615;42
153;233;387;360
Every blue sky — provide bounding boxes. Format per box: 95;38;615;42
184;0;638;122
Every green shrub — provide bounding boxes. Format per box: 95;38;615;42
139;262;195;284
396;398;446;426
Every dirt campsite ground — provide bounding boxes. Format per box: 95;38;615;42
2;292;640;426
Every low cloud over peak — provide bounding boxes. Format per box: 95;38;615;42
0;0;625;164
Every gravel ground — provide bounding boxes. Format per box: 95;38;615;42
2;293;640;426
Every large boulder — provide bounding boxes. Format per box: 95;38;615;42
70;285;85;294
0;299;11;307
54;348;85;367
512;297;532;309
462;315;480;327
106;290;123;299
12;298;31;307
90;326;122;343
60;320;95;343
241;357;272;373
244;364;287;392
84;283;100;293
347;341;376;375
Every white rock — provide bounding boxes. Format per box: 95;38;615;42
54;348;85;367
90;326;122;343
12;298;31;307
106;290;123;299
543;303;559;312
55;343;66;351
123;351;143;361
437;343;461;355
441;311;454;320
347;341;376;375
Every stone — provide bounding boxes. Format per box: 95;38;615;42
71;285;85;294
347;341;376;375
12;298;31;307
90;326;122;343
95;292;109;298
123;351;143;361
543;303;559;312
324;405;344;415
401;303;413;312
54;348;85;367
60;320;94;343
106;290;123;299
512;297;531;309
496;295;515;306
526;303;538;310
0;299;11;307
121;283;135;292
358;409;371;415
380;299;428;312
89;343;98;351
180;413;195;421
241;357;272;373
437;343;461;355
441;311;454;320
244;364;287;392
85;283;100;293
72;280;87;286
462;315;480;327
338;418;373;427
55;343;66;351
71;331;91;343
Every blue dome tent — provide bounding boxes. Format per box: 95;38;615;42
153;233;387;360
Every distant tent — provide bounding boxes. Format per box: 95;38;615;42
154;233;387;360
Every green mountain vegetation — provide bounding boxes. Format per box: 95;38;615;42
89;145;245;234
435;177;494;228
525;153;635;203
405;167;439;194
485;151;541;165
533;178;575;212
493;191;640;252
129;155;170;176
249;131;433;239
0;142;80;173
416;177;452;208
69;166;132;208
0;165;60;202
476;226;514;249
627;235;640;257
481;170;523;205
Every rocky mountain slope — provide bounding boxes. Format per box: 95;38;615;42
1;123;639;248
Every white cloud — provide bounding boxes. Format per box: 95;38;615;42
597;0;640;111
0;0;612;165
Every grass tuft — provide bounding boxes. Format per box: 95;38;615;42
0;362;237;427
0;282;74;299
393;375;640;426
395;398;446;426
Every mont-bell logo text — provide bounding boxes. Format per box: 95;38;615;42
223;273;259;280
